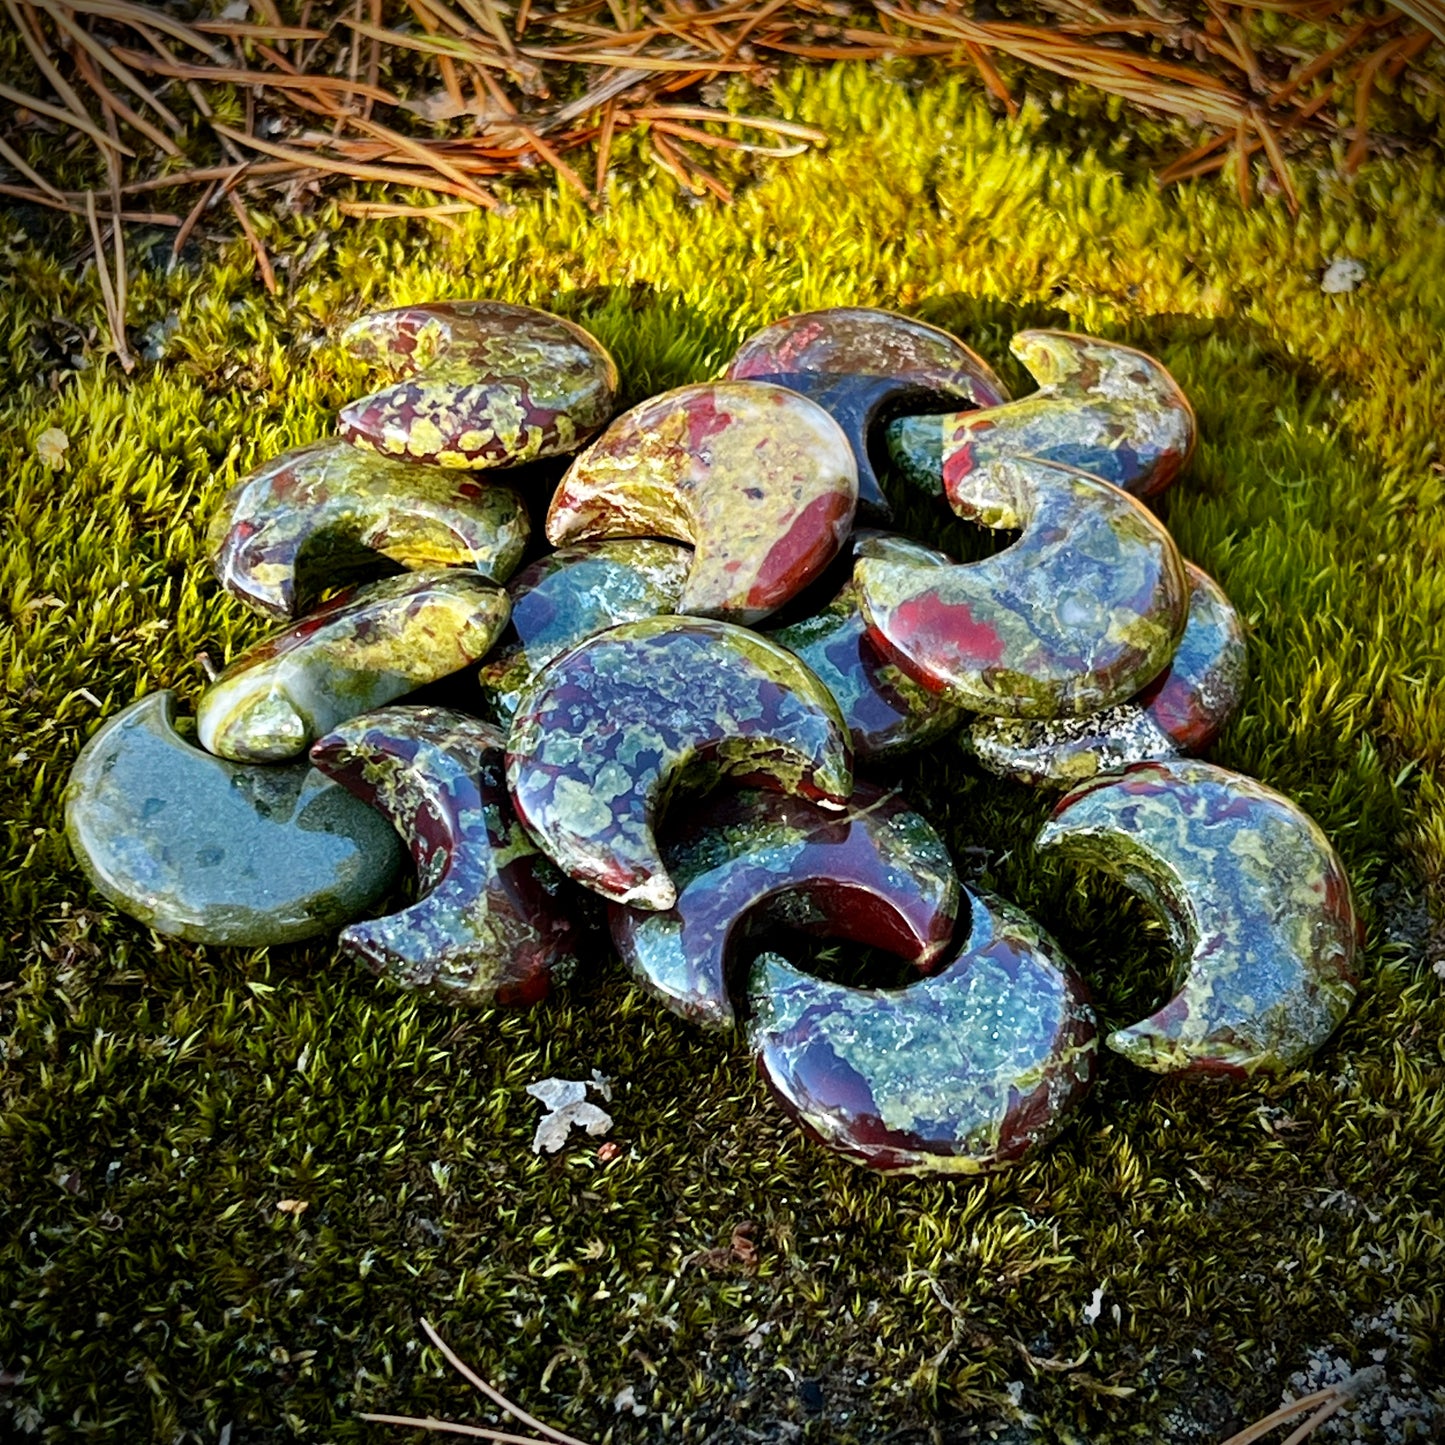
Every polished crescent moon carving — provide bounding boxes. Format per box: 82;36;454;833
887;329;1195;503
747;887;1096;1174
610;783;960;1029
477;539;693;724
724;306;1009;517
208;438;530;619
1035;758;1359;1075
311;706;581;1005
544;381;858;624
856;457;1189;717
506;616;854;910
64;692;402;946
337;300;618;468
197;570;511;763
768;531;967;757
968;561;1247;786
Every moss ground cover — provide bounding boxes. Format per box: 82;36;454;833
2;62;1444;1444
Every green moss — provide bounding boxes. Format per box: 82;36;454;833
2;61;1444;1444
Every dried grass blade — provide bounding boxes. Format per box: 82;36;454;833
518;48;749;70
43;4;184;131
1218;1385;1341;1445
648;118;804;155
631;105;827;141
1250;104;1298;211
1384;0;1445;43
342;113;500;206
11;0;98;131
357;1412;564;1445
0;80;134;156
453;0;520;55
59;0;230;61
0;182;179;220
1155;128;1231;185
172;176;222;261
1235;114;1251;205
108;49;400;104
190;20;328;38
227;189;278;294
419;1320;594;1445
0;132;67;200
514;124;595;205
594;96;617;195
67;44;182;157
83;190;134;371
964;40;1019;116
212;123;484;199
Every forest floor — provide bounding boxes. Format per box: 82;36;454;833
2;59;1444;1445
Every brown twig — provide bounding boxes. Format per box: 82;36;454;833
83;190;134;371
227;188;279;294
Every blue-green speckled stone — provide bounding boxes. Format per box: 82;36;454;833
65;692;403;945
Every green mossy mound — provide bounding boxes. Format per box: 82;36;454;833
2;64;1443;1444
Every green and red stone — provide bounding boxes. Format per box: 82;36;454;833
856;457;1188;716
887;331;1196;504
506;616;854;910
477;539;693;724
610;783;960;1029
747;887;1096;1174
1036;758;1358;1075
725;307;1009;517
311;706;580;1006
969;562;1247;786
65;692;403;947
198;570;511;763
768;532;967;758
209;438;529;619
337;300;618;468
545;381;858;624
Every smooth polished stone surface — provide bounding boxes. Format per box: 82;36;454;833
507;616;854;910
968;562;1248;786
198;571;511;763
477;539;693;723
1036;759;1358;1075
856;457;1188;717
311;706;580;1005
65;692;402;945
610;783;960;1029
768;531;967;758
888;330;1196;503
748;887;1096;1174
209;438;530;619
725;307;1009;516
338;300;618;468
545;381;858;624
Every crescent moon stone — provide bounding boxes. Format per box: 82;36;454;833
888;330;1195;503
337;300;619;468
544;381;859;624
1035;759;1359;1075
968;562;1247;786
747;888;1097;1174
477;539;693;724
197;570;512;763
725;307;1009;517
506;616;854;910
856;457;1189;716
610;783;960;1029
64;692;402;946
209;438;530;619
768;532;967;758
311;706;581;1005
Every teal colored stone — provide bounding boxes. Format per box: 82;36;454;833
65;692;404;946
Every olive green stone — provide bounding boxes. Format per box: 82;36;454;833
65;692;403;946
